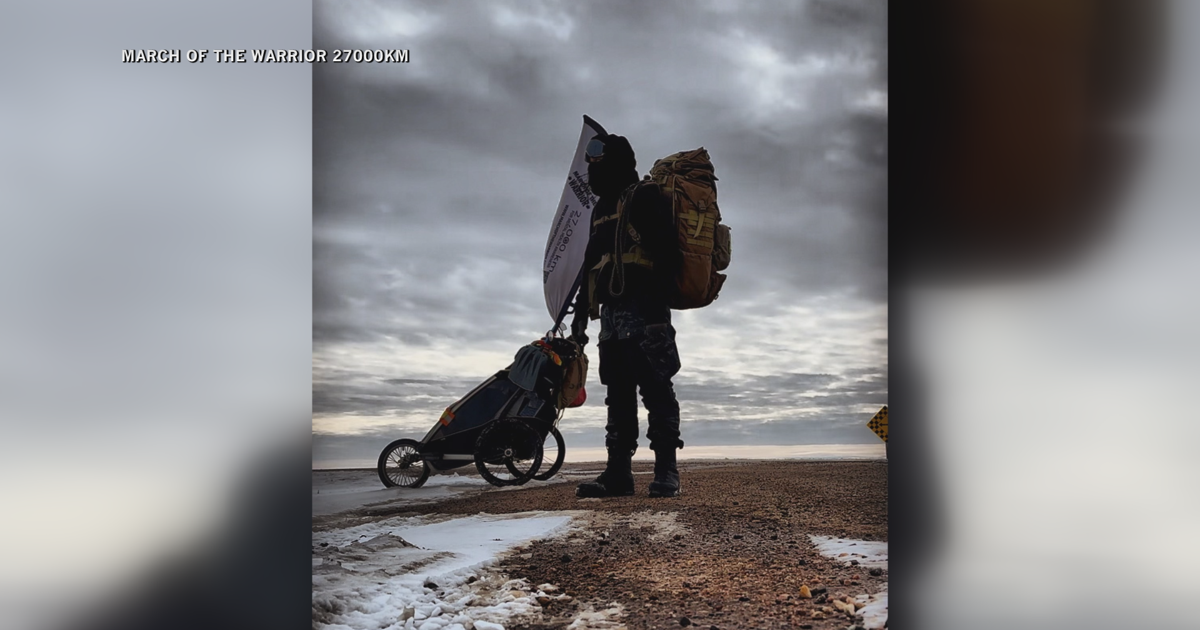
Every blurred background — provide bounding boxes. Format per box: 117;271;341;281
900;0;1200;628
0;2;311;629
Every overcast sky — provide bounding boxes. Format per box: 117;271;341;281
312;0;887;467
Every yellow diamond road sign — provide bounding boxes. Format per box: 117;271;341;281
867;405;888;443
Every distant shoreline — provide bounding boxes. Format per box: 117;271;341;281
314;452;887;473
315;442;886;471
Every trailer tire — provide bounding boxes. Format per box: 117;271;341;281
475;418;543;487
378;439;430;488
532;426;566;481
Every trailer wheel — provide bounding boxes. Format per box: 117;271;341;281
532;426;566;481
378;439;430;488
475;418;543;487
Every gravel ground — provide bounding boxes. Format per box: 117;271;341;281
314;460;888;630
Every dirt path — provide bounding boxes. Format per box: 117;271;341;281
314;460;888;630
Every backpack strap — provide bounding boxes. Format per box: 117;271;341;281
586;181;659;309
625;223;642;245
621;247;653;269
592;213;619;228
586;253;610;320
608;181;661;299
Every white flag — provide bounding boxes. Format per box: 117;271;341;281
542;115;605;331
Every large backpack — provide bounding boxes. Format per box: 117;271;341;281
608;148;730;310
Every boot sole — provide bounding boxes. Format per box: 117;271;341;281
648;487;681;498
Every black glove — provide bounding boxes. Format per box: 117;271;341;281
570;315;589;347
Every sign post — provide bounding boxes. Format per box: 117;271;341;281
867;405;888;459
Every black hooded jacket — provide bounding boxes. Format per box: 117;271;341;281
571;134;680;327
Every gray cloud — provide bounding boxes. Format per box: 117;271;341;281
312;0;885;465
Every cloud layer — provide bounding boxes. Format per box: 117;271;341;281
312;0;887;466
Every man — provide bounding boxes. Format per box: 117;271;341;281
569;132;684;498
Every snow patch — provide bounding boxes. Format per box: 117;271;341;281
421;473;493;487
312;511;578;629
808;535;888;569
855;590;888;630
809;535;888;629
573;510;690;543
565;604;626;629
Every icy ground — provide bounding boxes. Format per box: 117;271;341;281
312;470;622;629
313;466;888;629
810;535;888;630
313;470;488;516
312;469;588;517
313;511;619;630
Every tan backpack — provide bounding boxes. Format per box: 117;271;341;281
617;148;730;309
587;148;731;315
651;148;730;309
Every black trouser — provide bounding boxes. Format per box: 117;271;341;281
597;323;684;453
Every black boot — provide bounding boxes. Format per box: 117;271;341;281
576;448;635;498
648;448;680;498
